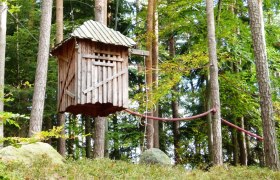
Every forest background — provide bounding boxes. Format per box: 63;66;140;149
1;0;280;169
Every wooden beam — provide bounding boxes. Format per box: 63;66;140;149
83;68;127;94
65;90;75;98
130;49;149;56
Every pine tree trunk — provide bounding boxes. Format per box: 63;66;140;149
85;116;92;158
0;2;7;148
237;117;247;165
232;120;239;165
29;0;53;136
93;0;107;158
248;0;280;170
56;0;63;44
206;0;223;165
57;113;66;156
206;75;213;162
169;35;181;164
93;116;105;158
152;1;159;148
146;0;154;149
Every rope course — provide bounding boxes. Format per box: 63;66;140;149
124;108;263;141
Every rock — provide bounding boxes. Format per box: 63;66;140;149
139;148;171;165
0;142;64;165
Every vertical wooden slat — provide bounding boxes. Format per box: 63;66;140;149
103;59;108;103
81;41;87;104
112;55;118;106
122;49;129;108
117;56;123;107
98;58;103;103
86;42;92;103
77;41;82;104
107;61;112;103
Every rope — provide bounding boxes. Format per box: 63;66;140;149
124;108;264;141
221;119;263;141
124;108;216;122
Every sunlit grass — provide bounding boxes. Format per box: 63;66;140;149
1;157;280;179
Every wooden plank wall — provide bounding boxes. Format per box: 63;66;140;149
78;40;129;110
57;40;76;112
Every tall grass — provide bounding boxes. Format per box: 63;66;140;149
1;157;280;179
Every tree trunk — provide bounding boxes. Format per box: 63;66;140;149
145;0;154;149
152;0;159;148
57;113;66;156
248;0;280;170
85;116;92;158
29;0;53;137
93;0;107;158
206;75;213;163
169;35;181;164
93;116;105;158
206;0;223;165
55;0;66;156
56;0;63;44
237;117;247;165
232;119;239;165
0;2;7;148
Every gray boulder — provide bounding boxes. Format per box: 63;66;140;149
0;142;64;165
139;148;171;165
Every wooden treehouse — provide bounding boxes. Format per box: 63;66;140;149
52;20;136;117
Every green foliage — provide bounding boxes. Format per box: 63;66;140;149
0;111;28;128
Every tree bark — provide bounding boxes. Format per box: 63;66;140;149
93;0;107;158
237;117;247;165
29;0;53;136
56;0;63;44
85;116;92;158
169;35;181;164
206;74;213;163
206;0;223;165
55;0;66;156
93;116;105;158
0;2;7;148
152;0;159;148
248;0;280;170
146;0;154;149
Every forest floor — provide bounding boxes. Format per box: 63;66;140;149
1;157;280;179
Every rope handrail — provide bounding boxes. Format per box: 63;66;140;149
221;119;263;141
124;108;215;122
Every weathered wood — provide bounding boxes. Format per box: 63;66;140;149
130;48;149;56
56;38;130;116
86;43;92;103
113;60;118;106
77;43;82;104
83;68;127;94
58;44;76;110
82;53;123;62
66;90;75;98
93;61;114;67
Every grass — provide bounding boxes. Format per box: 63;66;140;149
1;157;280;179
